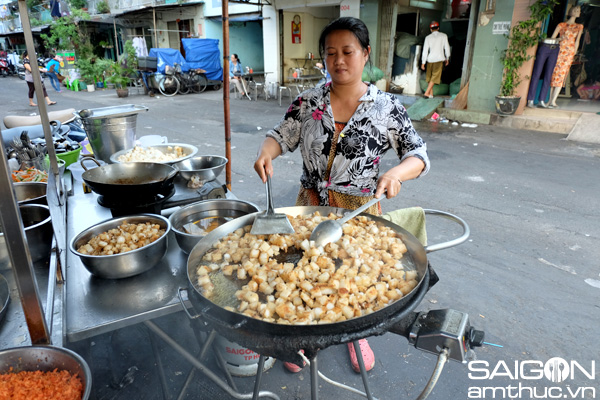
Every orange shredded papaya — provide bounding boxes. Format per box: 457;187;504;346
0;368;83;400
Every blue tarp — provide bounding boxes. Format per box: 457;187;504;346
182;38;223;81
148;48;187;74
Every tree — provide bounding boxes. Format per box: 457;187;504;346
40;9;93;59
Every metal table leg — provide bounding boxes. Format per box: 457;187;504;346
143;320;280;400
310;355;319;400
252;355;266;400
353;340;375;400
149;329;171;400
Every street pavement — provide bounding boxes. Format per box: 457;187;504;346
1;76;599;400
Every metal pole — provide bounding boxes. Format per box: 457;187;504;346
0;141;50;344
11;0;53;345
222;1;231;191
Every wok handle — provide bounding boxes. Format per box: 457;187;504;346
81;157;101;171
423;209;470;253
178;288;201;320
177;288;248;330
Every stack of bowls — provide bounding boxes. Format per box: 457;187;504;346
174;155;228;182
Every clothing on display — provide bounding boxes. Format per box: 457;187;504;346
551;22;584;88
527;39;560;103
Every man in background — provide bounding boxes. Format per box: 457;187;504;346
421;21;450;98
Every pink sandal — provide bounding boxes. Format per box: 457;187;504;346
347;339;375;373
283;350;306;373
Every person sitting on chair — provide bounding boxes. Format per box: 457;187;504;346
576;78;600;101
230;53;251;100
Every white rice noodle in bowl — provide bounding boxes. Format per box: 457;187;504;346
110;143;198;164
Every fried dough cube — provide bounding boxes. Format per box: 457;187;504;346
275;302;295;320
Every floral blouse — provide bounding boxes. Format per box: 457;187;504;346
267;83;429;202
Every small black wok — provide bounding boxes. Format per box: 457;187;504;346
82;161;178;199
181;206;469;361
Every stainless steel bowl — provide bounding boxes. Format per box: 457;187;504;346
174;155;228;182
69;214;171;279
169;199;259;254
0;345;92;400
0;204;53;268
13;182;47;205
109;143;198;165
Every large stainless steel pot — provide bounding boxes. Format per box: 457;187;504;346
0;345;92;400
13;182;47;205
180;206;468;361
0;204;53;269
82;162;178;199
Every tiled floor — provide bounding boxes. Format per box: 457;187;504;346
555;96;600;113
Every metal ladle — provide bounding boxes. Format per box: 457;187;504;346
309;196;384;248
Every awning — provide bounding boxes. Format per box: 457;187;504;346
207;13;264;22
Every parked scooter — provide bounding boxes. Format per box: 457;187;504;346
0;58;10;77
14;56;49;80
16;60;25;80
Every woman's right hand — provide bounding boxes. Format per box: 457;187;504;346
254;137;282;183
254;153;273;183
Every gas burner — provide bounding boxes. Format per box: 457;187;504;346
98;187;176;217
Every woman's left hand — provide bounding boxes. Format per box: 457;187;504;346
375;173;402;199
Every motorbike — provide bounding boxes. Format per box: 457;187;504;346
15;56;49;80
0;58;10;77
16;61;25;80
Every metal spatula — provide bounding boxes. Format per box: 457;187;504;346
310;196;384;247
250;175;295;235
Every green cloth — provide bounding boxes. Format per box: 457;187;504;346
449;78;461;96
382;207;427;246
362;65;384;83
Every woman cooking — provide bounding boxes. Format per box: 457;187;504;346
254;17;429;373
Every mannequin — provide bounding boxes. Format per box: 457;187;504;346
526;37;560;108
548;5;584;108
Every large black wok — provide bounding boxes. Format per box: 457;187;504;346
180;207;469;362
82;161;178;199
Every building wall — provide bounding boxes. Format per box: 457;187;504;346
467;0;513;112
203;1;266;74
281;11;330;79
262;6;279;88
361;0;380;67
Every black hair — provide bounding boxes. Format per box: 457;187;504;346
318;17;371;68
22;50;28;58
232;53;240;64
